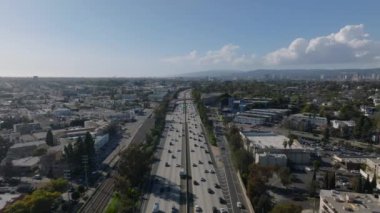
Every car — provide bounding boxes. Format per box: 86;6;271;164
214;183;220;188
237;201;242;208
33;174;42;180
205;169;209;173
191;149;195;152
212;207;218;213
208;161;213;164
153;202;160;212
210;170;215;174
165;162;170;167
219;208;227;213
195;205;202;212
193;163;197;167
193;180;199;185
198;160;203;164
207;188;214;194
200;177;206;182
172;155;176;159
219;197;226;204
205;150;210;154
168;150;172;153
176;164;181;167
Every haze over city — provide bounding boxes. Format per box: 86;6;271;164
0;0;380;77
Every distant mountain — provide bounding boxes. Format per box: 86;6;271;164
177;68;380;80
177;70;245;78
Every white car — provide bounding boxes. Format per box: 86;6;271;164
195;205;202;212
220;208;228;213
152;202;159;213
237;201;242;208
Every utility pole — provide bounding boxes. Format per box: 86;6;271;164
82;155;89;188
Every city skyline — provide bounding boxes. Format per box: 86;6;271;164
0;0;379;77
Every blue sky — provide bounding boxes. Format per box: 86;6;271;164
0;0;379;77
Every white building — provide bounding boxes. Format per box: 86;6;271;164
240;131;311;165
255;153;287;167
319;190;380;213
331;120;356;129
94;134;109;152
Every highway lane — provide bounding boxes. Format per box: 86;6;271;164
145;92;187;213
186;94;226;213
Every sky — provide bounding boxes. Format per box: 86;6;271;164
0;0;380;77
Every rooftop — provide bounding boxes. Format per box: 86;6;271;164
12;156;40;167
243;131;303;149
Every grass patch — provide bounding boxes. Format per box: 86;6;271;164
105;193;122;213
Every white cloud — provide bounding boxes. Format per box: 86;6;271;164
264;24;380;66
162;44;256;67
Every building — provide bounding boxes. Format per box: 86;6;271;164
5;140;46;160
12;156;40;174
285;113;328;131
360;158;380;189
240;131;311;165
94;134;109;152
201;93;223;106
255;153;287;167
13;123;42;134
319;189;380;213
331;120;356;129
52;108;72;117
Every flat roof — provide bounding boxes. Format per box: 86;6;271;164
246;133;303;149
12;156;40;167
0;193;22;210
10;140;45;149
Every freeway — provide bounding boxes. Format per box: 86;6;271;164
186;91;227;213
144;91;187;213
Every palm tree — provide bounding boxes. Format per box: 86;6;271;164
283;140;288;149
288;138;294;149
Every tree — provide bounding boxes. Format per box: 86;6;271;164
45;129;54;146
2;160;14;180
288;138;294;149
364;175;372;193
313;160;321;172
308;180;318;197
44;178;68;193
71;191;80;201
371;173;377;190
283;140;288;149
352;176;363;193
271;203;302;213
327;172;336;190
323;172;329;189
323;128;330;142
278;167;292;188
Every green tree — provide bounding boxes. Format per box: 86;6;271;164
271;203;302;213
288;138;294;149
371;173;377;190
283;140;288;149
352;176;363;193
278;167;292;188
365;175;372;193
45;129;54;146
71;191;80;201
44;178;68;193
